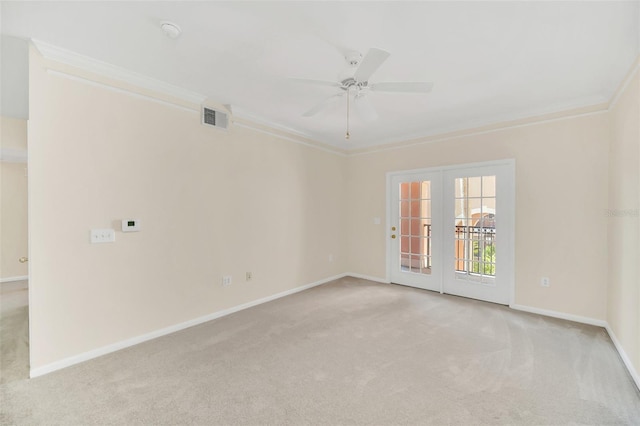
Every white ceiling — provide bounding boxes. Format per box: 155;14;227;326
2;1;639;150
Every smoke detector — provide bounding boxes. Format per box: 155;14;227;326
160;21;182;39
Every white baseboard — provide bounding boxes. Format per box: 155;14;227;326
510;303;639;391
345;273;390;284
29;275;640;394
30;273;345;378
605;324;640;391
509;303;607;327
1;275;28;283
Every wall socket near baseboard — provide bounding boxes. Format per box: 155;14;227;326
246;272;252;281
541;277;550;287
222;275;232;287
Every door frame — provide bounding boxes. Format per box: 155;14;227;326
386;159;516;305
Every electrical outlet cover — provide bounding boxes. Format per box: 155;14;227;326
91;228;115;244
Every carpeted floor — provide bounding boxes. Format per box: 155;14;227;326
0;280;29;386
1;276;639;425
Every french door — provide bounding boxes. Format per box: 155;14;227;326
388;161;514;305
389;171;442;292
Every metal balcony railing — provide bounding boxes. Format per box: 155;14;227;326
454;225;496;276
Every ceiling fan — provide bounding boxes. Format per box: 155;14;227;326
292;48;433;139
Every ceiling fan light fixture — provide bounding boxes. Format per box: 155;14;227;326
160;21;182;39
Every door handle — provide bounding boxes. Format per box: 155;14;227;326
19;257;28;263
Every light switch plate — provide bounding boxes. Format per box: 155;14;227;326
91;228;115;243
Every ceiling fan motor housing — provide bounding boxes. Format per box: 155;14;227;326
340;78;368;91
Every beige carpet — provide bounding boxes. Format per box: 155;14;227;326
1;276;639;425
0;280;29;385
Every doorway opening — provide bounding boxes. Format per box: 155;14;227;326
1;118;30;383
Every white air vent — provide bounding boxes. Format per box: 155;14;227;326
202;107;229;130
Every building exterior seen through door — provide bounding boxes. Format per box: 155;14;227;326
387;160;514;305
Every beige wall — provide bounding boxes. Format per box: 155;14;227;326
607;66;640;376
27;39;637;378
1;116;28;150
28;46;347;370
1;116;29;279
346;112;610;320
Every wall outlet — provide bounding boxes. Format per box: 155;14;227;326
222;275;232;287
328;254;334;262
541;277;550;287
91;228;115;244
246;272;252;281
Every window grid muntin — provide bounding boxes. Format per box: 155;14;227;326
454;176;496;279
399;180;432;275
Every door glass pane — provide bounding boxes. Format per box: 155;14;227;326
400;183;410;199
398;180;432;275
482;176;496;197
400;218;410;235
467;198;481;217
401;236;409;252
420;200;431;218
455;177;466;198
400;253;410;271
468;176;482;197
421;255;432;275
454;175;496;279
400;201;410;217
455;199;466;220
421;181;431;199
410;182;421;199
409;255;421;273
410;237;421;254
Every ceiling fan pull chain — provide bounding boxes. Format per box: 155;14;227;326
346;87;350;140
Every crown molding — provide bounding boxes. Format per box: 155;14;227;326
0;148;28;163
349;102;609;156
46;69;200;115
232;106;318;142
607;55;640;111
232;107;348;156
234;121;348;157
31;39;207;106
29;40;638;158
29;39;345;154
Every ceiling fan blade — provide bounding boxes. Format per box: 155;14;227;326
289;78;341;88
321;38;353;60
303;93;343;117
370;82;434;93
354;94;378;122
353;48;390;82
